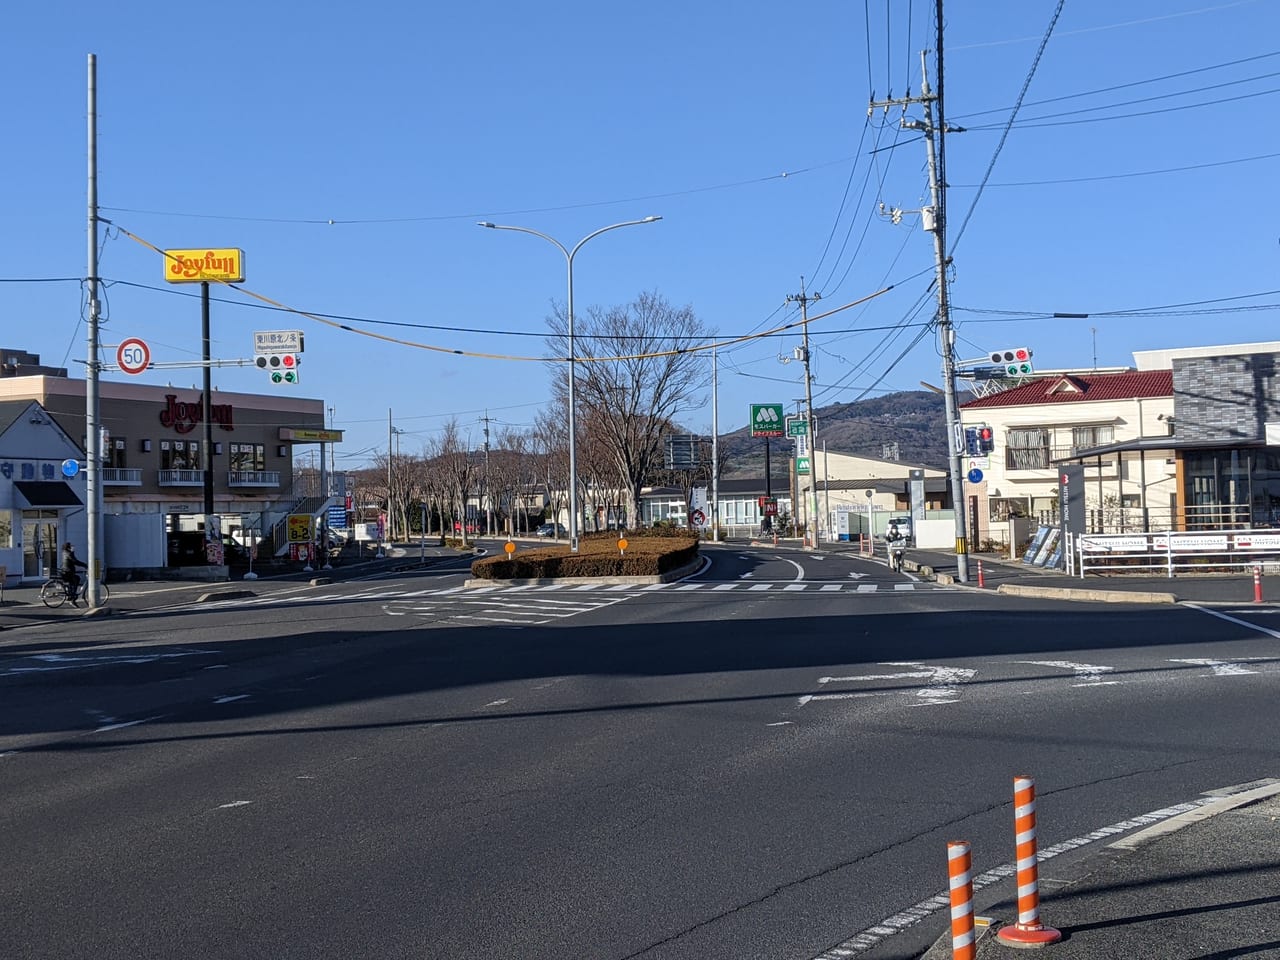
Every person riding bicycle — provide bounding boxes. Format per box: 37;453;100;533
61;542;88;606
886;522;907;572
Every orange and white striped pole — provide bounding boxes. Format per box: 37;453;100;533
947;841;976;960
977;560;986;589
997;775;1062;947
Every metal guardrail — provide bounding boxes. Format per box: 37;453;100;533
1076;529;1280;578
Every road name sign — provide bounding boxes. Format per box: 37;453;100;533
254;330;305;354
786;418;808;437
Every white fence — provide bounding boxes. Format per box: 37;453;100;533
1074;529;1280;578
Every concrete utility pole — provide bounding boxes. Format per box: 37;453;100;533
786;282;821;549
480;411;493;536
85;54;103;606
711;342;720;542
870;49;970;582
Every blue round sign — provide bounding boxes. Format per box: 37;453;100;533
61;458;80;478
967;468;984;484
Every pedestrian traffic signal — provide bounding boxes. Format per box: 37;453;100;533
256;353;301;384
990;347;1033;376
965;427;981;456
978;426;995;454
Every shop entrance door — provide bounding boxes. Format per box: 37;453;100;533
22;510;59;579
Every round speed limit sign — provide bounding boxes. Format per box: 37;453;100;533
116;337;151;376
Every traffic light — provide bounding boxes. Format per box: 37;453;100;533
964;427;980;456
978;425;995;454
990;347;1033;377
256;353;301;384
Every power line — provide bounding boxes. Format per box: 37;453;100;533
948;0;1066;257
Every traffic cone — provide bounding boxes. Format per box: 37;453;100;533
997;776;1062;947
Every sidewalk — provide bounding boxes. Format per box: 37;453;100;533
920;783;1280;959
0;543;467;633
808;537;1276;606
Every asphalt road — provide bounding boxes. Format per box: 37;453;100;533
1;542;1278;959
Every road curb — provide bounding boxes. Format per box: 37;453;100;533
995;583;1178;604
1108;780;1280;851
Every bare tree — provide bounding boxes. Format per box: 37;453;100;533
548;291;709;528
531;407;569;527
429;419;479;545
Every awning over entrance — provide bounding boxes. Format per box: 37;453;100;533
13;481;83;508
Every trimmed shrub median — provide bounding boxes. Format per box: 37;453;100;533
470;528;699;581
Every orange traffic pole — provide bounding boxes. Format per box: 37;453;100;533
977;560;986;589
948;841;976;960
997;776;1062;948
1253;565;1263;603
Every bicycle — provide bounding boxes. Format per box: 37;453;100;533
39;576;110;609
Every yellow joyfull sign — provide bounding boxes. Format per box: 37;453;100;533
287;514;314;544
164;248;245;284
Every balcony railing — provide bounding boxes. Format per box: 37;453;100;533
157;469;203;486
102;468;143;486
228;470;280;487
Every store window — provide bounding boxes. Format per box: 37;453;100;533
230;443;265;472
161;440;199;470
0;509;12;548
106;438;128;468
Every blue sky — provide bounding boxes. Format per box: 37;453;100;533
4;1;1278;468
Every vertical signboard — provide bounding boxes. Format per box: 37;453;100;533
1058;464;1086;571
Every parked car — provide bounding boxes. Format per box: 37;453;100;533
535;522;568;538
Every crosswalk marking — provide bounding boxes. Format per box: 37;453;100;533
178;578;928;615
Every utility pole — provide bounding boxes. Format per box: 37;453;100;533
711;342;720;542
870;48;970;582
480;410;493;536
85;54;103;606
786;281;821;549
385;408;393;550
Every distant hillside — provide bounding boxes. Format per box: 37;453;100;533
720;390;956;479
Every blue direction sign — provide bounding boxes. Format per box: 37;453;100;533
968;468;984;484
327;504;348;529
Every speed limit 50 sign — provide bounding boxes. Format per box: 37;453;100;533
116;337;151;376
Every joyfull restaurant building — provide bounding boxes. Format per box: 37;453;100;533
0;354;330;578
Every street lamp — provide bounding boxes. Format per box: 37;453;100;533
478;216;662;551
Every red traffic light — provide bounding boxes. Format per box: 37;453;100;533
979;427;993;441
282;354;297;368
1014;348;1030;361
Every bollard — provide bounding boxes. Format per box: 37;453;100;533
948;841;976;960
1254;565;1263;604
977;560;986;589
997;776;1062;947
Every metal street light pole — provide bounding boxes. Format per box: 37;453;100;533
478;216;661;552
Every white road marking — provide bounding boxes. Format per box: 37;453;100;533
217;800;252;809
740;572;754;579
856;584;877;593
713;584;739;591
213;695;249;704
748;584;772;591
784;584;807;591
820;584;842;591
805;663;975;706
1169;658;1258;676
810;795;1225;959
485;699;510;707
1017;660;1121;686
847;572;867;580
782;558;805;581
94;716;162;733
1182;602;1280;639
767;721;794;726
